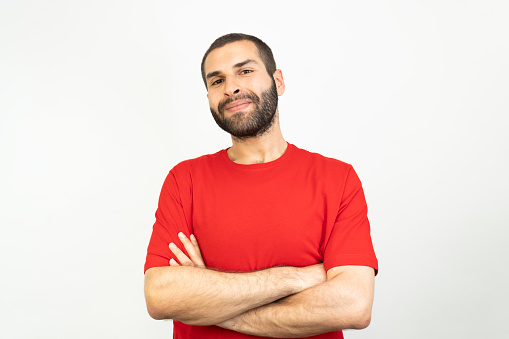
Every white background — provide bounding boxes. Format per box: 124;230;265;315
1;1;508;338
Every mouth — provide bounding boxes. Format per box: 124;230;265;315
224;99;252;113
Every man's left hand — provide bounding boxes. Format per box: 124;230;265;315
169;232;207;268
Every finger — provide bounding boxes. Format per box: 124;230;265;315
169;258;180;266
169;242;193;266
190;234;203;258
178;232;206;267
190;234;205;267
190;234;206;268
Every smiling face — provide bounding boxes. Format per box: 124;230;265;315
203;40;285;138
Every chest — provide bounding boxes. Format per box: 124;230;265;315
190;172;335;271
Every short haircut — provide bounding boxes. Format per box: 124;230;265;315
201;33;277;88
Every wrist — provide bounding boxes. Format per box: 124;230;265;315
297;264;327;291
259;266;304;295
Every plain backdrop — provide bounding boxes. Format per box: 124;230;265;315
1;1;508;338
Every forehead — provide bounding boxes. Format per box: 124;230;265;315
204;40;262;74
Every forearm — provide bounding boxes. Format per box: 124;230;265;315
218;267;374;338
144;264;324;326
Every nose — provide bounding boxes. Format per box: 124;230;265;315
224;77;241;97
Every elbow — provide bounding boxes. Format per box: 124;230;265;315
335;309;371;330
146;295;215;326
144;269;177;320
145;290;212;325
347;300;373;330
333;298;372;330
145;287;170;321
146;304;166;321
350;311;371;329
145;283;170;320
145;287;181;321
144;270;216;325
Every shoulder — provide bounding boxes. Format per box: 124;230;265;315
170;149;226;176
289;144;364;190
291;144;354;173
159;149;226;195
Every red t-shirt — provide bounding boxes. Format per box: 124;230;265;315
145;143;378;338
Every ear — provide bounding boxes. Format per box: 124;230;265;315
273;69;285;96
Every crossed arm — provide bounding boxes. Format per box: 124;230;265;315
144;232;375;337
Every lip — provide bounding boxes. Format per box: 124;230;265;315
224;99;252;112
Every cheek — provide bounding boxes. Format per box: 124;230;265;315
253;79;272;94
207;93;219;108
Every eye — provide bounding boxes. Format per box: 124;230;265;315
240;69;253;75
211;79;223;86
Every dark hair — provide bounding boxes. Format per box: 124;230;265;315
201;33;277;88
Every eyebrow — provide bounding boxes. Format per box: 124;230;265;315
206;71;221;80
233;59;257;69
206;59;259;80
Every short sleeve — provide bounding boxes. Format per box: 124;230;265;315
144;168;193;273
322;166;378;275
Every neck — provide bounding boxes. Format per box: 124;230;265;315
227;113;287;164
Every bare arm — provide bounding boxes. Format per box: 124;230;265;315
144;233;326;326
217;265;375;338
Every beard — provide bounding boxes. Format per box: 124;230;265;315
210;79;278;139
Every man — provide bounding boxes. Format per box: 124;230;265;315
144;33;378;338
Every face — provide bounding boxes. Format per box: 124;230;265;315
204;40;285;138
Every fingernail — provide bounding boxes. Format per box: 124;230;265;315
190;234;196;241
169;258;177;265
178;232;184;238
169;242;176;249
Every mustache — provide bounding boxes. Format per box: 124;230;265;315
218;92;260;113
